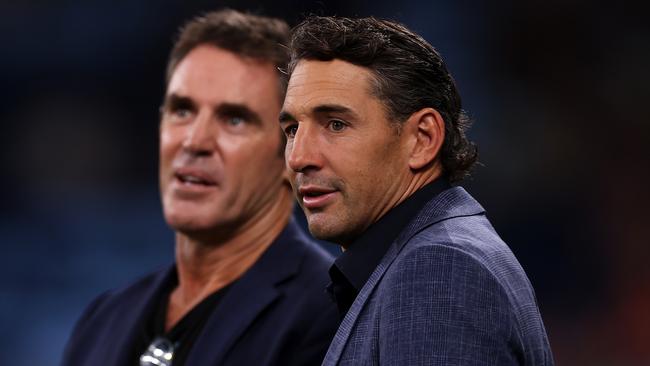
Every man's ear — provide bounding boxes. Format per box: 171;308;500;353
406;108;445;170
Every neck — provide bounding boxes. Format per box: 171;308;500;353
339;164;442;249
167;188;293;329
399;165;442;202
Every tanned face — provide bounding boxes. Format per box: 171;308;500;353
160;45;285;238
280;59;414;246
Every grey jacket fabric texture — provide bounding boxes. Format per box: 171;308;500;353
322;186;554;366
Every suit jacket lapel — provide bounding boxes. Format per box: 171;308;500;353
189;275;279;365
187;220;307;365
109;266;175;365
322;187;485;365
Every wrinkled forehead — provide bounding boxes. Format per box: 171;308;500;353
284;59;377;113
166;46;283;119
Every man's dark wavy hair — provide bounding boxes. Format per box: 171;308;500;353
288;16;478;182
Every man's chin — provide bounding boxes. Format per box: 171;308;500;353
306;214;344;243
164;210;211;232
164;212;242;242
163;201;214;227
166;218;206;233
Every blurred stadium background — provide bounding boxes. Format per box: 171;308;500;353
1;0;648;364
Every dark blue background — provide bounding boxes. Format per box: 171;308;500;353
1;1;648;364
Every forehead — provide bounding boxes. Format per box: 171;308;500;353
284;59;377;113
167;45;281;109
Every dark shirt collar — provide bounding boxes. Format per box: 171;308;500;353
327;178;450;317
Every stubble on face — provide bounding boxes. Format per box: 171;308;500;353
283;59;411;247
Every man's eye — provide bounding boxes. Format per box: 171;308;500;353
175;109;191;118
228;116;245;126
165;108;192;122
284;125;298;138
329;120;346;132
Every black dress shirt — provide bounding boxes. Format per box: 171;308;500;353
132;272;230;366
327;178;450;318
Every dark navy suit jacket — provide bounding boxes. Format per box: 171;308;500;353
62;220;338;366
323;187;554;365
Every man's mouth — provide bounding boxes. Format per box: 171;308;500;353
298;186;338;209
175;173;215;186
172;167;218;189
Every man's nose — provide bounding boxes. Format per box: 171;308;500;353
286;124;321;173
183;111;215;155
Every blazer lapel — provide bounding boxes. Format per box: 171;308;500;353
187;220;307;365
108;266;175;365
322;187;485;365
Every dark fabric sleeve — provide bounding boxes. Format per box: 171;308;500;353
379;244;521;366
60;291;111;366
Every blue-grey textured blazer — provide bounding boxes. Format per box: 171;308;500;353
323;187;554;365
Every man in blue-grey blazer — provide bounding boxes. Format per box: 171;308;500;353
62;10;337;366
280;16;554;365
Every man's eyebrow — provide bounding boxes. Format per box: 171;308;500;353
161;93;195;111
215;103;262;125
279;104;357;124
279;111;296;124
312;104;355;116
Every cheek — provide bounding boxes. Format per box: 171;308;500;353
225;138;284;182
251;155;285;186
159;125;175;147
159;128;182;187
159;128;179;161
346;144;399;193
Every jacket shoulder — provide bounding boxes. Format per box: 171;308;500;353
402;214;534;305
61;267;169;365
377;214;553;365
80;267;168;319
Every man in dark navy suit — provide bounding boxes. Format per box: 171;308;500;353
62;10;337;366
280;16;554;365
